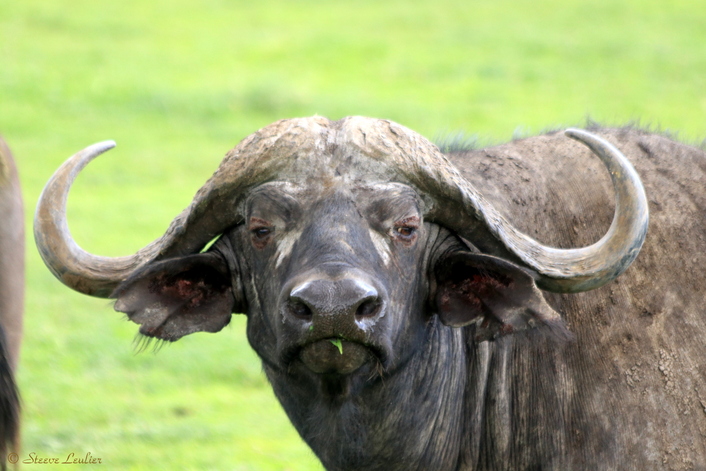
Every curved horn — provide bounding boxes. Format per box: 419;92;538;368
34;141;166;297
477;128;649;292
341;118;648;293
34;117;334;298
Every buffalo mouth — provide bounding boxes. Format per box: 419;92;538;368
297;338;381;375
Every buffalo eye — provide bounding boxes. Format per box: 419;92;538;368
252;227;272;238
395;226;416;237
392;216;420;243
249;218;274;248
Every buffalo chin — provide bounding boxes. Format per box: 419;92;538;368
299;339;370;375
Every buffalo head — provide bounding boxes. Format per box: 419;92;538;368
34;116;648;394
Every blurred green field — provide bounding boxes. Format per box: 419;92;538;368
1;0;704;469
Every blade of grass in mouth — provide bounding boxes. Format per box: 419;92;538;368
329;338;343;354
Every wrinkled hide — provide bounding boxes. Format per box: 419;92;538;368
0;136;23;461
34;118;705;470
445;127;706;469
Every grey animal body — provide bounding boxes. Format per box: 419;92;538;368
0;136;22;462
34;117;706;470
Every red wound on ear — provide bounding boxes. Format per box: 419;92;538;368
436;269;514;327
113;253;235;342
148;265;229;309
434;251;567;341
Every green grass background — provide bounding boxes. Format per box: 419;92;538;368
1;0;704;469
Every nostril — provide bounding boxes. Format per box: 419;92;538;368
356;298;382;319
288;300;313;319
286;279;384;322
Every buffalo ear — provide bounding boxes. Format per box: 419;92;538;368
433;252;570;341
112;252;235;342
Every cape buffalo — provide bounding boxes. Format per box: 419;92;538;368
0;136;22;462
35;117;705;470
